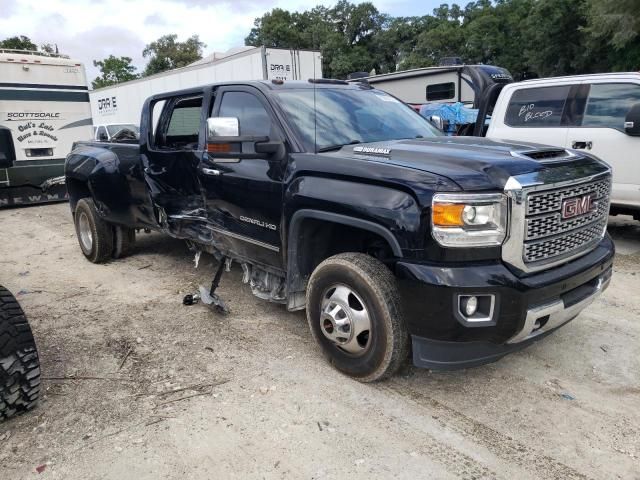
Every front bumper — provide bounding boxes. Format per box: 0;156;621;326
395;235;614;370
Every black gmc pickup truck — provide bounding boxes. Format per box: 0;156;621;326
64;80;614;381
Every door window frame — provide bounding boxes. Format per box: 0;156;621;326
208;85;286;156
145;88;209;154
503;84;576;128
573;81;640;132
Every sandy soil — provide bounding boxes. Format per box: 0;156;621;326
0;203;638;479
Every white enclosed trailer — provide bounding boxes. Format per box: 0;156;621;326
0;49;92;206
90;47;322;125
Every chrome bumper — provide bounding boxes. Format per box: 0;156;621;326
507;268;612;344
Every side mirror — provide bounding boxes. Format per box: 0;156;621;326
0;127;16;168
625;103;640;136
429;115;445;131
205;117;278;159
207;117;240;138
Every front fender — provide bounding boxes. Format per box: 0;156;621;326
284;176;424;254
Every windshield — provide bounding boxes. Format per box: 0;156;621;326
276;88;441;152
107;124;139;136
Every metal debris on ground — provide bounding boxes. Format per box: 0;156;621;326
198;285;229;314
182;293;200;305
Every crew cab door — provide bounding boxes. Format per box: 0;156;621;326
565;81;640;209
198;86;286;268
142;93;206;230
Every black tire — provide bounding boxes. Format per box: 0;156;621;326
74;198;113;263
306;253;409;382
112;225;136;259
0;286;40;420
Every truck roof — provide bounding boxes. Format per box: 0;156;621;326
517;72;640;85
145;79;371;101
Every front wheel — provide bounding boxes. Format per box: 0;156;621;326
306;253;409;382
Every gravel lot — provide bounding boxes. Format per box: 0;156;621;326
0;203;639;479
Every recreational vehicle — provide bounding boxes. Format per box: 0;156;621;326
0;49;92;206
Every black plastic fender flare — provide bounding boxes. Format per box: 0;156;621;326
285;209;403;310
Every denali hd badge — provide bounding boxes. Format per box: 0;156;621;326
353;146;391;156
561;194;596;220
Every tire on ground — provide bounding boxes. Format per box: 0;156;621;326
306;252;409;382
113;225;136;259
0;286;40;421
74;198;114;263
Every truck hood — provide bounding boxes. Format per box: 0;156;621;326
334;137;585;191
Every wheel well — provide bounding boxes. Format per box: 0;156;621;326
66;178;91;212
287;216;397;308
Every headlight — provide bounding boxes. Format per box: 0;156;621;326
431;193;508;247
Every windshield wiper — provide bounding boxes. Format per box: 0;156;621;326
317;140;361;153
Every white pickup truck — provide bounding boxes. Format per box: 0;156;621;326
486;73;640;220
93;123;139;142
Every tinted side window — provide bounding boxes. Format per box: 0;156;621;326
582;83;640;130
505;86;571;127
426;82;455;101
159;96;202;149
218;92;272;136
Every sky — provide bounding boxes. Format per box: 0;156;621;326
0;0;441;82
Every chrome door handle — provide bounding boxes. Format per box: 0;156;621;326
201;167;221;176
571;141;592;150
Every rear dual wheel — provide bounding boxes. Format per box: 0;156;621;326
74;198;135;263
306;253;409;382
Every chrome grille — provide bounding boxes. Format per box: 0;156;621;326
526;178;610;215
524;220;606;262
522;176;610;265
525;200;609;240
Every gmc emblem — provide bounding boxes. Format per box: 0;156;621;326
561;194;596;219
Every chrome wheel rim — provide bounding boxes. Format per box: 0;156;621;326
78;212;93;252
320;284;371;355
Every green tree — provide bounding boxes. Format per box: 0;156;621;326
245;1;389;78
401;7;466;69
521;0;591;76
0;35;37;51
92;55;139;89
142;34;205;76
246;8;307;48
243;0;640;81
40;43;57;54
586;0;640;70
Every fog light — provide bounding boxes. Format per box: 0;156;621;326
463;296;478;316
456;294;497;326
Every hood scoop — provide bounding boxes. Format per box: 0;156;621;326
513;149;575;162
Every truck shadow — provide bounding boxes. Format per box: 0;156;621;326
607;215;640;256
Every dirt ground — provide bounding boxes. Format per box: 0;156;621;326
0;203;638;479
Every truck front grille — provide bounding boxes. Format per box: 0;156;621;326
526;178;611;216
522;177;610;265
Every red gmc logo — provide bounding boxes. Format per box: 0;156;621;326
561;194;596;219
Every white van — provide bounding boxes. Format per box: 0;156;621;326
487;73;640;219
